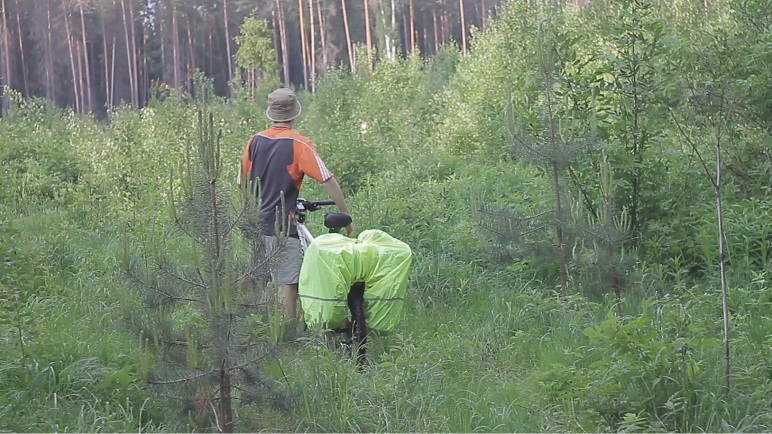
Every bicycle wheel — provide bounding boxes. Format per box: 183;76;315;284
347;281;367;366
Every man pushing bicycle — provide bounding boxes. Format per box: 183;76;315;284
238;87;354;320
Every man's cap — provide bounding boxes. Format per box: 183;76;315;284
266;88;302;122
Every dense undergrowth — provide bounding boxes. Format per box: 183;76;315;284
2;0;771;431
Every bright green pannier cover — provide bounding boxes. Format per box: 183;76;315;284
298;229;412;332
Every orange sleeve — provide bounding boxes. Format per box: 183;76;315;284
239;136;253;187
297;139;334;183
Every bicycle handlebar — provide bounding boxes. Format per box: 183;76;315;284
297;199;336;212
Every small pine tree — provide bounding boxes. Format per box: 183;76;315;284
490;18;595;298
123;100;281;432
569;153;635;318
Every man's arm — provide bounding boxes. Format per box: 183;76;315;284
238;136;253;188
322;176;354;236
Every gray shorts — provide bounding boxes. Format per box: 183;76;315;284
264;235;302;285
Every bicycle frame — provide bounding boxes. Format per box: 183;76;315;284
294;198;335;252
293;198;367;366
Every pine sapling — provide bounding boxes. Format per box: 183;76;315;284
123;104;280;431
500;20;595;297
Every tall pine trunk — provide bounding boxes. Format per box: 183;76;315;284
101;1;110;111
341;0;354;72
13;0;28;97
409;0;415;53
172;0;180;88
63;0;81;113
187;16;195;87
316;0;327;75
459;0;467;55
76;39;86;112
111;36;116;108
276;0;290;85
307;0;316;91
120;0;135;108
481;0;487;33
1;0;10;112
128;0;140;106
432;9;439;54
363;0;372;68
79;0;92;112
297;0;308;89
390;0;396;59
223;0;233;91
46;0;54;100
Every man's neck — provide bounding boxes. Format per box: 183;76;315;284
273;122;293;129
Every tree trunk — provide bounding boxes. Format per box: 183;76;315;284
187;16;195;88
459;0;467;55
111;36;116;108
432;9;439;54
377;0;395;61
1;0;10;112
390;0;397;60
142;15;149;106
341;0;354;72
219;368;234;432
481;0;487;33
715;106;730;390
102;11;110;111
119;0;135;108
172;0;180;88
422;21;428;54
440;4;448;46
13;0;28;97
46;0;54;100
316;0;328;75
128;0;140;107
298;0;308;89
307;0;316;91
75;39;86;112
208;26;213;81
277;0;290;85
79;0;92;112
409;0;415;53
158;3;165;86
223;0;233;92
272;10;280;69
363;0;372;68
63;0;81;112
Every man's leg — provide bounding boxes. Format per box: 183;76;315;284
280;283;299;318
276;237;303;319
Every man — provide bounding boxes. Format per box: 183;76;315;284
239;87;354;319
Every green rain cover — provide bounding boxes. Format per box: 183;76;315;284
298;229;412;332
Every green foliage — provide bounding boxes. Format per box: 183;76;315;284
0;97;83;203
539;284;772;432
234;16;277;75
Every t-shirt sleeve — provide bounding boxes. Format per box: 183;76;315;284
239;136;253;187
298;141;334;183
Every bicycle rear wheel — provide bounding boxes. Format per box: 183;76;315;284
347;281;367;366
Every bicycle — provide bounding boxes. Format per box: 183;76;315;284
293;198;368;366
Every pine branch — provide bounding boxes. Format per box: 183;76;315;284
148;368;214;386
156;258;208;290
567;164;599;221
127;268;204;306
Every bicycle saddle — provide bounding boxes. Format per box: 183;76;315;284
324;212;352;230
